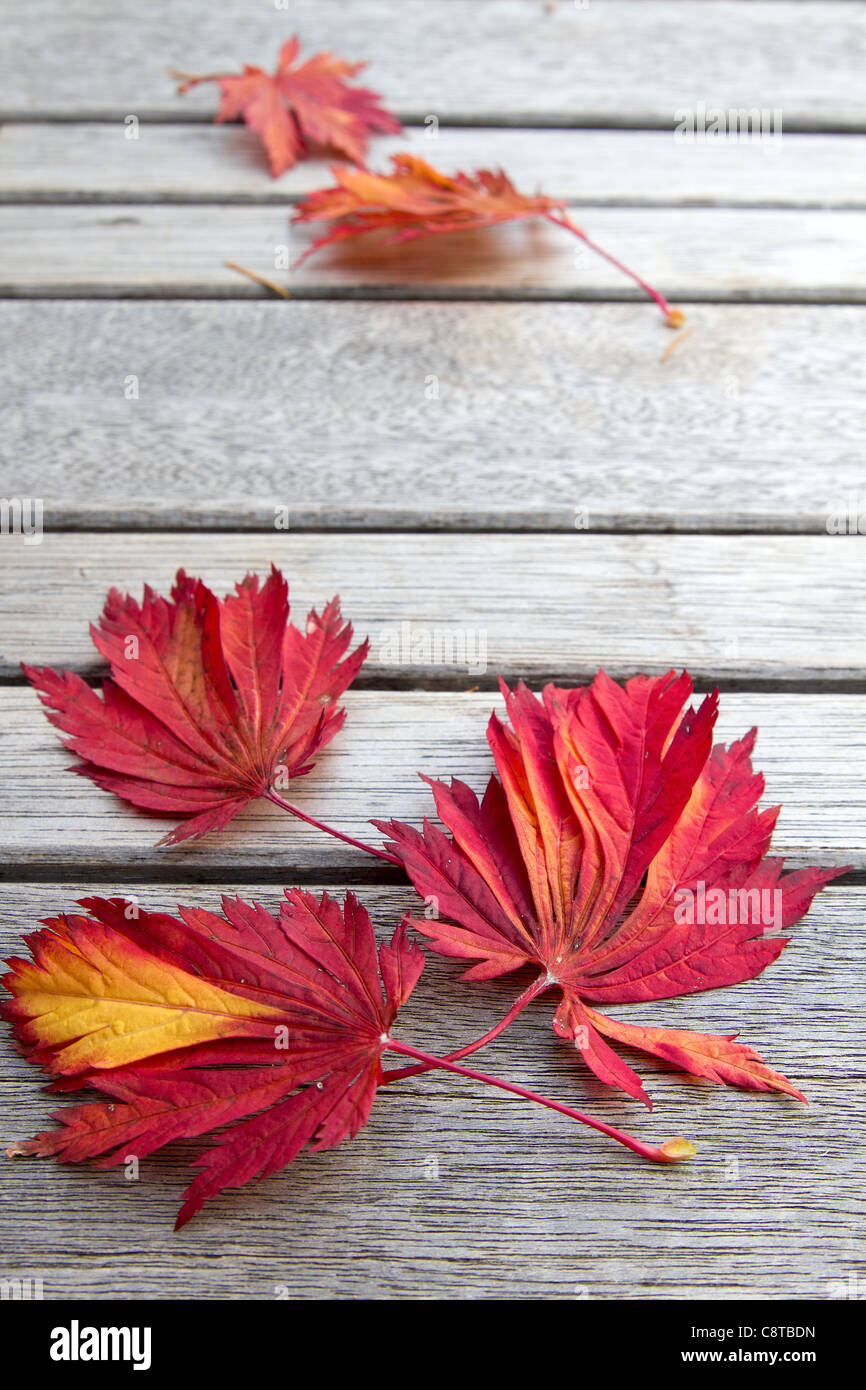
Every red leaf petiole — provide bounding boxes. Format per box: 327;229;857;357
266;789;403;866
381;974;550;1082
263;802;566;1087
544;210;685;326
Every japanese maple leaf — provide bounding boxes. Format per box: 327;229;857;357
293;154;683;324
3;891;424;1227
376;671;845;1108
24;566;367;845
174;36;400;177
4;889;702;1226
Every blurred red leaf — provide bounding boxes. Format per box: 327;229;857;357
293;153;683;323
174;36;400;176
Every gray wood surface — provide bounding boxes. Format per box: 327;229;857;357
1;689;861;872
1;533;864;685
3;204;866;298
1;2;864;127
1;300;863;532
4;125;863;207
1;881;861;1299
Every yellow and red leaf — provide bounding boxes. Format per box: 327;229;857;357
3;892;424;1225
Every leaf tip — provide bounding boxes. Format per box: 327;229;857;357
659;1137;698;1162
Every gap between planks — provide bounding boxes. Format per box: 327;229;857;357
2;1;865;130
2;127;864;208
1;205;866;300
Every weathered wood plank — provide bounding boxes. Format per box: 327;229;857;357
2;204;865;299
2;0;861;1308
1;881;861;1299
1;300;863;533
0;535;863;686
4;125;862;207
0;689;861;872
1;2;864;128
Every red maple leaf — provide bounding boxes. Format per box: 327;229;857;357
3;891;424;1227
376;671;845;1107
24;566;367;845
293;153;684;325
5;889;705;1229
174;36;401;177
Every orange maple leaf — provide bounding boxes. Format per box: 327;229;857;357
293;154;685;325
174;36;401;177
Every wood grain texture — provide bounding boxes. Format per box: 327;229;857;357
4;124;863;207
1;881;862;1300
0;688;861;873
1;2;865;127
1;533;863;686
1;0;863;1308
1;300;864;532
2;203;866;299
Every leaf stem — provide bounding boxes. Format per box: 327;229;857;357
380;974;550;1082
224;260;291;299
384;1038;696;1165
546;210;684;326
265;790;402;866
